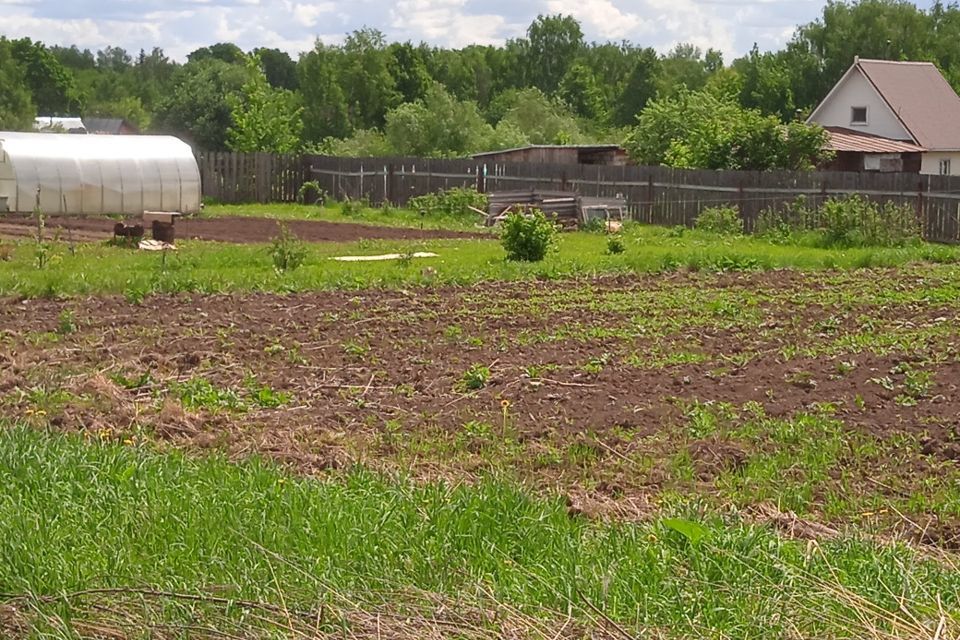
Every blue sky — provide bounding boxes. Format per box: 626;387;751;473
0;0;831;62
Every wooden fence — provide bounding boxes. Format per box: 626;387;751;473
196;152;960;244
196;152;304;203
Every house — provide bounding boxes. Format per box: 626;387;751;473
34;116;86;133
472;144;629;166
82;118;140;135
808;57;960;175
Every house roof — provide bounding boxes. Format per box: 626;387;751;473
83;118;136;134
34;116;86;133
855;59;960;151
472;144;624;158
823;126;926;153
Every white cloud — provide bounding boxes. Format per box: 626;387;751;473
0;0;830;61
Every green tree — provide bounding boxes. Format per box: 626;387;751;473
188;43;247;65
625;88;830;170
657;44;714;97
613;48;661;126
559;63;606;122
340;28;400;130
525;14;584;93
11;38;82;115
492;87;584;144
388;42;432;103
227;57;303;153
384;83;494;157
0;38;35;129
253;48;298;90
153;58;251;149
735;45;798;121
298;42;350;142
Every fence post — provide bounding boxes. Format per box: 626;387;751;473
917;179;925;239
646;174;654;223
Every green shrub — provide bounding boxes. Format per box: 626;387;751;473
606;234;626;254
501;209;557;262
296;181;326;205
340;197;368;217
695;205;743;235
820;195;920;248
269;222;306;272
409;186;488;220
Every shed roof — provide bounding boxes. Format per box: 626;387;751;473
823;126;926;153
855;59;960;150
83;118;136;134
472;144;623;158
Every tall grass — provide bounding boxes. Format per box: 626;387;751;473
1;427;957;638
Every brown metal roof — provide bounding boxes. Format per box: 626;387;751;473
823;126;925;153
857;59;960;151
472;144;623;158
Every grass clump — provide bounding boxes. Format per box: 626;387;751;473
501;209;557;262
695;204;743;235
606;234;626;254
458;364;491;391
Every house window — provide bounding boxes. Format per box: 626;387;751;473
940;159;952;175
851;106;868;125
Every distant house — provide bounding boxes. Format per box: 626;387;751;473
472;144;629;166
32;117;139;135
83;118;139;135
808;57;960;175
34;116;86;133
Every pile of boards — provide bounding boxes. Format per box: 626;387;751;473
486;190;627;229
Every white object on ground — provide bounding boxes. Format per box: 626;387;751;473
138;239;177;251
332;252;438;262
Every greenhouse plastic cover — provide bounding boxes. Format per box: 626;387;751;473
0;132;201;215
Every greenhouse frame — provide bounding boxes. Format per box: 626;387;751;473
0;132;201;215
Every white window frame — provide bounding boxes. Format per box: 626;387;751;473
939;159;952;175
850;106;868;126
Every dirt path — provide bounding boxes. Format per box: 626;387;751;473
0;215;486;243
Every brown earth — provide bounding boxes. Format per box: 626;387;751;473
0;215;485;244
2;269;960;542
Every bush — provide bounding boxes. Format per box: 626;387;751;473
606;234;625;254
269;222;306;272
820;195;920;248
758;195;921;248
409;186;488;220
296;181;326;205
695;205;743;235
580;217;607;233
340;197;368;217
501;209;557;262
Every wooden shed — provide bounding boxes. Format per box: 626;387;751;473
472;144;629;166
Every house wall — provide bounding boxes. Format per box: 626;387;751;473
920;151;960;175
810;69;912;141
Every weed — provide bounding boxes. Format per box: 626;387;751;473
56;309;77;335
296;180;326;205
408;186;488;220
458;364;490;391
695;205;743;235
172;378;244;412
269;222;306;272
343;341;370;359
606;234;626;254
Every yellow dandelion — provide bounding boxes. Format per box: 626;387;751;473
500;399;511;408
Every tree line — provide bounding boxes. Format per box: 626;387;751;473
2;0;960;169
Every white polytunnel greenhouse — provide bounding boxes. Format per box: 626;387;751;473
0;131;201;215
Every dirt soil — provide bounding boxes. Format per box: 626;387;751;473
2;269;960;543
0;215;485;244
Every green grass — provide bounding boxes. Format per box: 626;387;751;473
3;223;959;298
203;201;490;232
1;426;958;638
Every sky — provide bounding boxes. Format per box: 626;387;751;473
0;0;832;62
